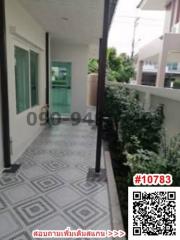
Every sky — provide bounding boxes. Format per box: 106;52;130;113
108;0;166;56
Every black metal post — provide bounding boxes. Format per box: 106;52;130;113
96;38;102;125
95;0;110;173
0;0;11;168
46;32;50;121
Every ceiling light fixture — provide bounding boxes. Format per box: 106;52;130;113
61;17;69;21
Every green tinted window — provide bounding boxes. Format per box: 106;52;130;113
15;46;30;113
30;51;39;106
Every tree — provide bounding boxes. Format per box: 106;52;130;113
107;48;135;83
88;47;135;83
88;59;98;74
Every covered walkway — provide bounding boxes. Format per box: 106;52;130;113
0;123;111;239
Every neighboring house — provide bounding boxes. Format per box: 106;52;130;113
136;0;180;87
138;61;180;87
0;0;118;171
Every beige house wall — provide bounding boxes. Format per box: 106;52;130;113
137;0;180;87
87;74;98;107
136;33;180;87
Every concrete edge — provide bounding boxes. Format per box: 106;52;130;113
103;142;127;240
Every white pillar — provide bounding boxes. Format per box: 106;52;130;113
136;60;144;85
144;92;151;111
156;50;167;88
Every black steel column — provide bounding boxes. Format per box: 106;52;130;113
0;0;11;168
95;0;110;173
96;38;102;125
45;32;50;121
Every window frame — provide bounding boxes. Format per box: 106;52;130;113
30;50;39;107
14;41;40;115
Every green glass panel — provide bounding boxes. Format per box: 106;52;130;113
51;62;71;114
30;51;39;106
15;46;30;114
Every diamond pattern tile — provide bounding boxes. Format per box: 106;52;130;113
0;175;24;190
0;195;7;211
2;183;37;205
31;175;64;193
90;186;109;207
22;166;47;180
46;186;81;208
8;232;31;240
42;159;68;172
0;122;112;239
71;178;104;195
14;197;56;226
0;210;22;239
31;214;76;232
63;199;108;229
32;152;55;164
57;168;86;182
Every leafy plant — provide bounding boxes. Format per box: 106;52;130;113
164;134;180;185
107;49;135;83
126;134;180;185
88;48;135;82
173;79;180;89
88;59;98;74
126;149;167;175
104;84;164;153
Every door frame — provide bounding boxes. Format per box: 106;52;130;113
50;61;72;115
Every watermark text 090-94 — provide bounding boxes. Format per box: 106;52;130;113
27;111;95;126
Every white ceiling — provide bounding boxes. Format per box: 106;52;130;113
138;0;170;10
20;0;104;45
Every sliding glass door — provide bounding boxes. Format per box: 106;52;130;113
51;62;71;115
15;46;30;114
15;46;39;114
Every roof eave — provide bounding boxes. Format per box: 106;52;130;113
137;0;145;9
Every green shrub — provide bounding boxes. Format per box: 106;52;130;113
88;59;98;74
126;134;180;185
164;134;180;185
121;104;164;153
104;84;139;131
126;149;167;175
173;79;180;89
104;84;164;153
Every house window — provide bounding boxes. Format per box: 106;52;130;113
15;46;39;114
30;51;39;106
15;46;30;114
172;63;178;70
168;63;178;70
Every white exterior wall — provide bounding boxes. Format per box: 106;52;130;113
126;84;180;140
51;41;89;116
5;0;46;162
0;77;4;171
163;8;172;33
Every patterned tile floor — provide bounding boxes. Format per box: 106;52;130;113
0;123;112;240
